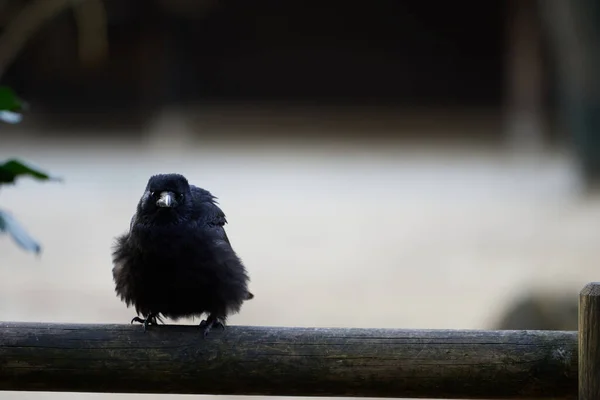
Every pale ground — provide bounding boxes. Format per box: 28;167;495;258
0;107;597;399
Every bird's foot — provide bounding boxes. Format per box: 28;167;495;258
199;317;225;338
131;314;158;332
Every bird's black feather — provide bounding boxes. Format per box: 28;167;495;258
111;173;253;335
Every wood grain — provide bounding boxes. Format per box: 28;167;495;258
0;322;577;398
579;282;600;399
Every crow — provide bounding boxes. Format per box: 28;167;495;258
111;173;253;336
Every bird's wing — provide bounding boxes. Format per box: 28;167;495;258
190;185;254;301
190;185;231;244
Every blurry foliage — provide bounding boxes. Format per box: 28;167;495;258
0;87;60;255
0;85;24;124
0;159;59;184
0;0;78;255
0;158;61;255
0;86;21;111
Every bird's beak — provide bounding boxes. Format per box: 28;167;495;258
156;191;176;208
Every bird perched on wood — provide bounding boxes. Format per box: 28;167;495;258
111;173;253;337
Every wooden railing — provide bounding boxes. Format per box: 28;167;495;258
1;282;599;399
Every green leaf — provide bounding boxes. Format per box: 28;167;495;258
0;209;41;254
0;159;62;184
0;86;22;111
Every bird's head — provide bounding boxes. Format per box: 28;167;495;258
137;173;192;222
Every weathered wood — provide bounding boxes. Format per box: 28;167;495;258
0;322;577;398
579;283;600;399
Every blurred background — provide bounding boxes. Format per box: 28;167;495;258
1;0;599;398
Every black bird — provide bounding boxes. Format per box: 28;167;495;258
111;173;253;336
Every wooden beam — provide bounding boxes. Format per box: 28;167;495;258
579;282;600;399
0;322;577;398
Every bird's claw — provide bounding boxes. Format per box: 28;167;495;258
199;318;225;338
131;314;158;332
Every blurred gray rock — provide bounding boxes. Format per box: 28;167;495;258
493;292;578;331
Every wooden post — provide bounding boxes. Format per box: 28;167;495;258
580;282;600;399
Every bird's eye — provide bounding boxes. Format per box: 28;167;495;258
178;193;185;201
150;191;156;197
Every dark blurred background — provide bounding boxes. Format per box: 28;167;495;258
1;0;551;137
1;0;598;397
7;1;509;113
